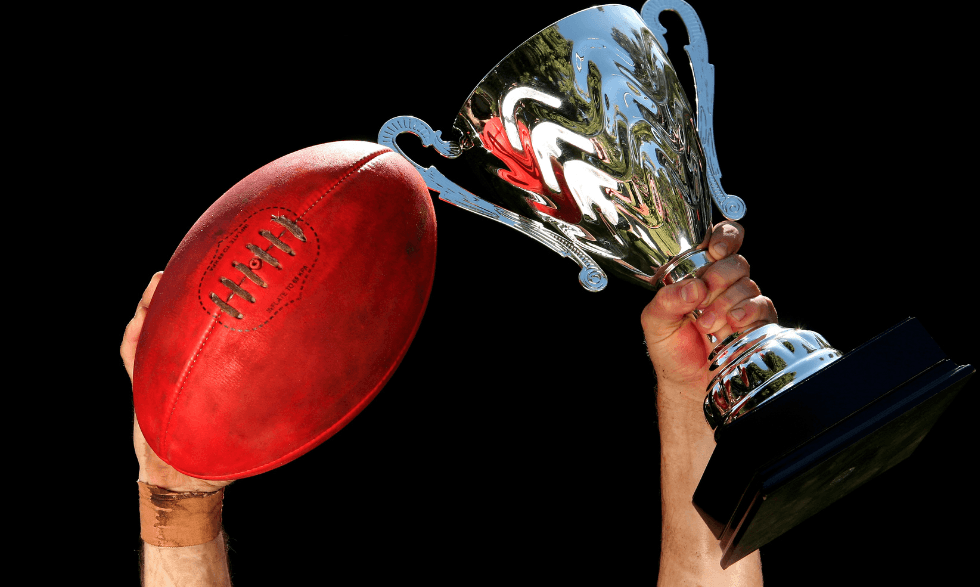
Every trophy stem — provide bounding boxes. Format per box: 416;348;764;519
655;247;714;288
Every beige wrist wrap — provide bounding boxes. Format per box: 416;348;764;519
138;481;224;547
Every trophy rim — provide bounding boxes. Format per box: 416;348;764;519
455;4;639;120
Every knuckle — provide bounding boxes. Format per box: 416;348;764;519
721;221;742;237
734;254;749;273
743;277;761;297
715;220;743;239
740;300;761;320
712;255;749;281
641;292;668;323
641;297;664;322
640;298;657;322
760;296;777;319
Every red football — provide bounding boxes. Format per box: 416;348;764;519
133;141;436;480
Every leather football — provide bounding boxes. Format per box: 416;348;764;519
133;141;437;480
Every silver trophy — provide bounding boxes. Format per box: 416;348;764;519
379;1;972;567
380;1;832;434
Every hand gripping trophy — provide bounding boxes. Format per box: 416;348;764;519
379;1;973;567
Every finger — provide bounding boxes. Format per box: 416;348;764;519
697;295;778;351
695;276;761;335
123;271;165;367
727;295;777;331
699;254;750;309
640;278;707;344
121;272;164;382
707;221;744;261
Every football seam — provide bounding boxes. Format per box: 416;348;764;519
296;147;392;221
162;145;394;470
163;315;220;456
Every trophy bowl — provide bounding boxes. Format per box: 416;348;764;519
378;0;973;568
381;4;734;294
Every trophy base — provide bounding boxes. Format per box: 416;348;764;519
693;317;974;569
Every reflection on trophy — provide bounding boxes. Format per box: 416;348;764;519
379;1;973;567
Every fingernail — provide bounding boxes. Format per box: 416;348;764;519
682;281;698;303
713;242;728;258
730;306;746;322
699;310;717;330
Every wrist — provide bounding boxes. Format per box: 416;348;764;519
142;532;232;587
657;380;710;426
138;482;225;547
657;382;716;475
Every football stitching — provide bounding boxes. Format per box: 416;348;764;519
197;206;319;332
212;214;305;318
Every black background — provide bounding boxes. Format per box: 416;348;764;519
56;1;972;583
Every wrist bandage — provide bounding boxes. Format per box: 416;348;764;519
138;481;224;547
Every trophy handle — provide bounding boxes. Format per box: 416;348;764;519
641;0;746;221
379;116;609;292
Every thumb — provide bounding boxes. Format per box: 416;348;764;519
640;278;707;345
121;272;164;383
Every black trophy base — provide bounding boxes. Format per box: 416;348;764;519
693;317;973;569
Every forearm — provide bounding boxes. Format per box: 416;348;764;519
143;532;232;587
127;276;233;586
658;382;763;587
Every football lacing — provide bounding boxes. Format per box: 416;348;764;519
210;215;306;319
